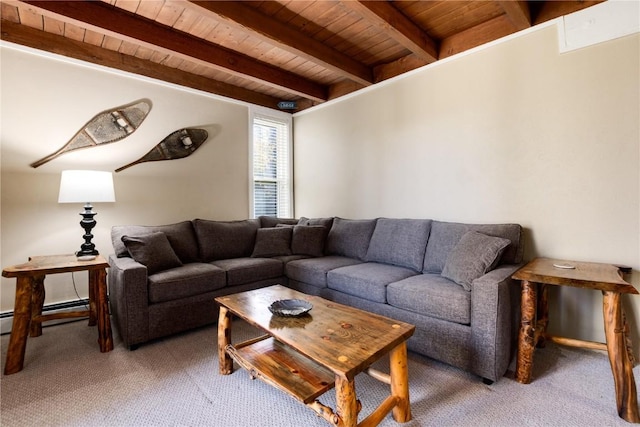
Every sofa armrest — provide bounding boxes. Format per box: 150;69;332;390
108;254;150;347
469;263;523;381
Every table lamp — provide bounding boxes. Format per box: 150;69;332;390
58;170;115;259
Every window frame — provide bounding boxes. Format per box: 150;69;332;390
249;107;293;219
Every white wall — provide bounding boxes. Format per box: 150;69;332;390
0;44;253;312
293;24;640;350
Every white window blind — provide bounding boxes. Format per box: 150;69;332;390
251;113;292;218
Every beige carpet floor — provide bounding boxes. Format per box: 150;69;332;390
1;319;638;426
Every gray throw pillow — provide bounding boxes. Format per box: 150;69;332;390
122;232;183;275
325;218;377;260
251;227;292;257
441;231;511;291
291;225;326;257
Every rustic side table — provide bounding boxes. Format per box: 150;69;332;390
512;257;639;423
2;254;113;375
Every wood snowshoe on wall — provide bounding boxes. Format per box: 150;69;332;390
30;99;151;168
115;128;209;172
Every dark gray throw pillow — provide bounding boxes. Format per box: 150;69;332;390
251;227;292;257
441;231;511;291
122;231;183;275
291;225;326;257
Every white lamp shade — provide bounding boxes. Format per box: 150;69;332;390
58;170;116;203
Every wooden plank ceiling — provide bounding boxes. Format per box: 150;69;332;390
1;0;603;112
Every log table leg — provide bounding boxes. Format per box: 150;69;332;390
390;342;411;423
29;275;45;337
88;269;98;327
536;284;549;348
218;306;234;375
5;276;34;375
516;280;537;384
602;290;640;423
336;375;358;427
93;269;113;352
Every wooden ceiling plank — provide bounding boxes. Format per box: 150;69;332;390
344;0;438;63
113;0;139;15
154;1;184;27
101;34;123;51
133;0;163;21
498;1;531;31
1;2;21;23
0;19;285;110
63;21;86;42
43;15;64;36
186;0;374;86
16;2;42;29
19;0;327;102
83;28;106;46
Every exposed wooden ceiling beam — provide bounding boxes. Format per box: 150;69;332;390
439;15;516;59
374;54;428;83
498;1;531;31
0;19;284;110
20;0;328;102
186;0;374;87
343;0;439;64
533;0;605;25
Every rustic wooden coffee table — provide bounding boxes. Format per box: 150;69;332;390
216;285;415;427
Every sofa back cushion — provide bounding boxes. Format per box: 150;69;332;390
251;227;292;257
291;225;327;257
325;218;377;260
111;221;199;263
258;216;299;228
121;232;183;275
193;219;260;261
366;218;432;271
424;221;523;273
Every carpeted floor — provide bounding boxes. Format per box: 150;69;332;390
1;319;638;426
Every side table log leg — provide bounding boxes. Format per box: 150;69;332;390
5;276;34;375
88;269;98;326
336;375;358;427
536;284;549;348
92;269;113;352
516;280;537;384
390;342;411;422
602;291;640;423
218;306;234;375
29;275;45;337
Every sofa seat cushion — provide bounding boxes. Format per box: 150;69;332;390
274;254;312;264
148;263;226;304
285;256;363;288
387;274;471;324
327;263;418;304
366;218;432;271
212;257;283;286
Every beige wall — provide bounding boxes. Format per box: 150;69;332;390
293;25;640;350
1;44;252;312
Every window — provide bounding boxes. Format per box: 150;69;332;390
251;110;292;218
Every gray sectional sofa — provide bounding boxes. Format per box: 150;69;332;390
108;216;523;383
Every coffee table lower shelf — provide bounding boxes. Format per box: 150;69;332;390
226;335;349;424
